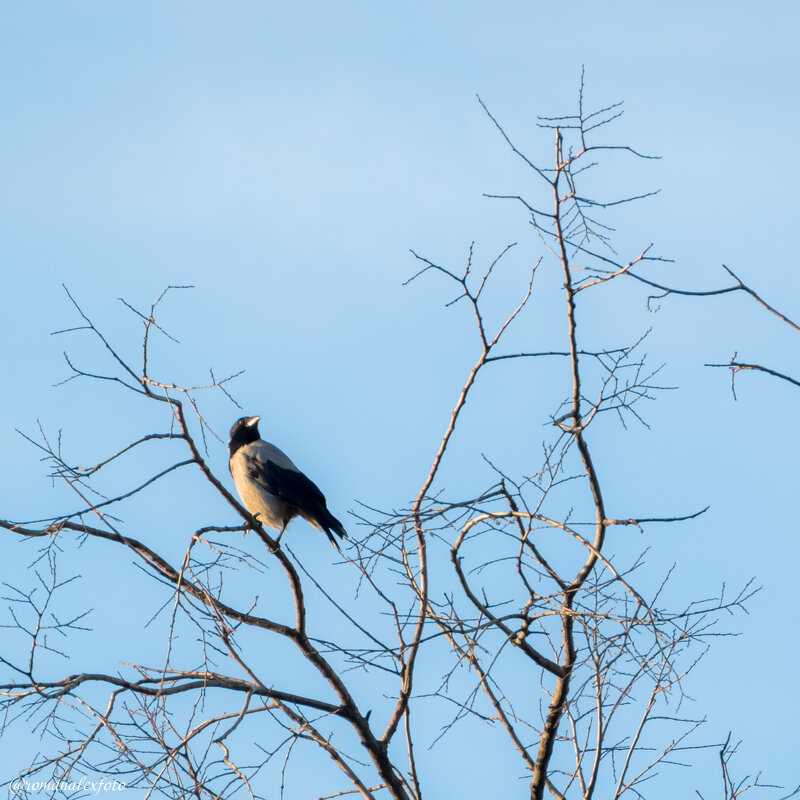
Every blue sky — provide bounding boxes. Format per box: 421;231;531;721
1;2;799;797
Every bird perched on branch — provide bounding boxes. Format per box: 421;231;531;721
228;415;348;549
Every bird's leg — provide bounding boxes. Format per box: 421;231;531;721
274;519;289;547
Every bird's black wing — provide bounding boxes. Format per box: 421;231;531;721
244;453;347;546
244;454;327;510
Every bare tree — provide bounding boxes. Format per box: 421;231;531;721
2;80;796;800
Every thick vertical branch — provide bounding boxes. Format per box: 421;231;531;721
531;127;608;800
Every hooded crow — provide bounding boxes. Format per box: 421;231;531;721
228;415;348;549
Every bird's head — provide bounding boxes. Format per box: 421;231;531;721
228;415;261;455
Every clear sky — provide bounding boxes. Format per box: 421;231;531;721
1;2;799;797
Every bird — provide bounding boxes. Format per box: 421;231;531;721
228;415;348;549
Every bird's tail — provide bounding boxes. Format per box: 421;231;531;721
306;508;348;549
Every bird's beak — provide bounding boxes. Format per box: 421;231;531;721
246;416;261;427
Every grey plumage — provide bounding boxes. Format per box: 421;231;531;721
228;415;347;548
